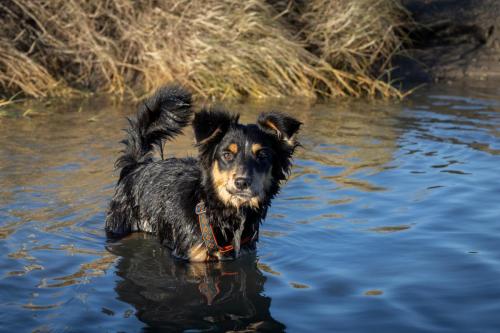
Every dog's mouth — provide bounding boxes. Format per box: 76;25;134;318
214;186;262;209
227;189;254;199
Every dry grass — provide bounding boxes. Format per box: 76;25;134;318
0;91;21;109
0;0;410;101
0;98;13;108
298;0;410;98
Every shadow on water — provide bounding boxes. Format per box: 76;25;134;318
107;234;285;333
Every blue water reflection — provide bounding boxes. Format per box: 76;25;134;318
1;81;499;332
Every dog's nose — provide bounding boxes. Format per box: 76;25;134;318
234;177;251;190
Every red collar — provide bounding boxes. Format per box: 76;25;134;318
195;201;254;255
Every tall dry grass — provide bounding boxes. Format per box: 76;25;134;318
0;0;409;100
298;0;409;97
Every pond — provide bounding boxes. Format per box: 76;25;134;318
1;81;499;332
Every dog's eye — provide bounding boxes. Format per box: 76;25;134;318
222;152;234;161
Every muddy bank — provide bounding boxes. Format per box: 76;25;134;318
397;0;500;82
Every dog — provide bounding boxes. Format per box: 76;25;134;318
105;85;301;261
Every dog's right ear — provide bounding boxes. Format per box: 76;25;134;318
192;109;239;145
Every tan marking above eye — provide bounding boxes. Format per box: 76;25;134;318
251;143;263;155
228;143;238;154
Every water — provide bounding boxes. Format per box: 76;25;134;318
1;81;499;332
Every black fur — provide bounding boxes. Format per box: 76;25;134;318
106;85;301;261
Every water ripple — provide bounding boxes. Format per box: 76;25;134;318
1;83;500;332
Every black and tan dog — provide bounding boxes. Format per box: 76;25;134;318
105;85;301;261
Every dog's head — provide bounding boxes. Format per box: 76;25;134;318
193;109;301;210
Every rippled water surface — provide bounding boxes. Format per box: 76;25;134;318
1;82;500;332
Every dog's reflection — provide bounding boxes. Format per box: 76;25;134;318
107;234;285;332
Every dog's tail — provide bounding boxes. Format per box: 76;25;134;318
116;85;192;181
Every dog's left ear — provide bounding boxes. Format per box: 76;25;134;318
192;108;239;145
257;112;302;146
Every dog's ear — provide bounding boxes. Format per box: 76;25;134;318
192;108;239;145
257;112;302;145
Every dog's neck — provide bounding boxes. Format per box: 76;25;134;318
199;190;256;226
196;196;261;258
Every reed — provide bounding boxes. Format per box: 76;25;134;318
0;99;12;108
0;0;409;100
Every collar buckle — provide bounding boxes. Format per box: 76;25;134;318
195;201;206;215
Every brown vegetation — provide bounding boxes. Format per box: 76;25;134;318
0;0;409;101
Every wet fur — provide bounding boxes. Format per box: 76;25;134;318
105;85;301;261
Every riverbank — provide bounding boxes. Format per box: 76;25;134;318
2;0;498;104
395;0;500;82
0;0;408;101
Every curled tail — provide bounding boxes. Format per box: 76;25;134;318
116;85;192;181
